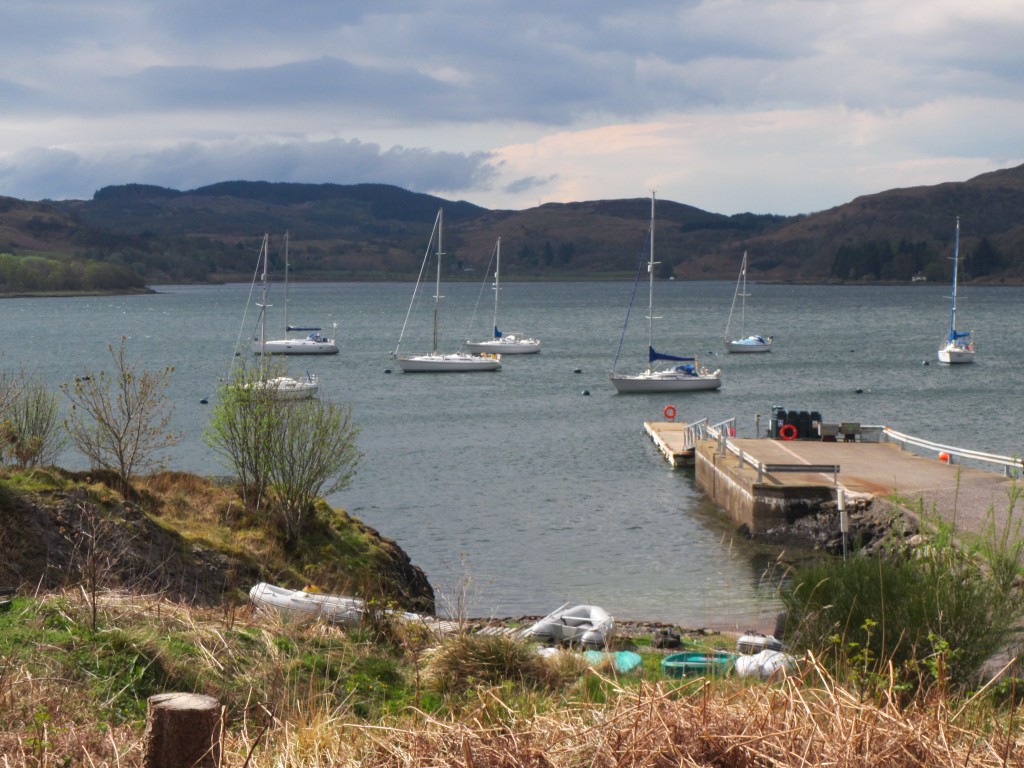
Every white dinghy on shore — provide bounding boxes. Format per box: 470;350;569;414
248;582;456;632
527;603;614;649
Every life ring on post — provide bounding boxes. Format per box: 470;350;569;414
663;405;677;420
779;424;798;441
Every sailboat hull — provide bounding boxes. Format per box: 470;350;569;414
463;336;540;355
247;374;319;400
937;344;975;364
252;338;339;355
396;353;501;372
609;369;721;393
725;336;772;353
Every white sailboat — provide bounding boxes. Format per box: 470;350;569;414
464;237;541;355
251;232;339;355
246;234;319;399
937;217;975;364
392;209;502;373
609;192;721;393
724;251;772;353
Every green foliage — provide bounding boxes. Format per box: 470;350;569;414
204;365;361;545
2;376;66;468
0;593;413;728
781;505;1024;692
266;399;361;545
203;365;283;510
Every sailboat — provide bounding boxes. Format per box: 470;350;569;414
724;251;772;353
464;237;541;355
937;217;975;364
244;234;320;399
392;209;502;372
251;232;338;355
609;192;721;393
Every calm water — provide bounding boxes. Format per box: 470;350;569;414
2;279;1021;630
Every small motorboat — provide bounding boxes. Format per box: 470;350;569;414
583;649;643;673
661;651;736;678
528;603;614;648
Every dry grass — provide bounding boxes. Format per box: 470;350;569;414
3;592;1021;767
244;662;1021;767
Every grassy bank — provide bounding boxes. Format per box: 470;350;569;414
1;588;1021;766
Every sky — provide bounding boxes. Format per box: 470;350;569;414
2;1;1023;216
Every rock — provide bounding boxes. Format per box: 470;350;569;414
651;628;682;649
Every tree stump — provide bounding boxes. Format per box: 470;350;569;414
143;693;222;768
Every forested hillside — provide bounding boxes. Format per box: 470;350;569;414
2;164;1024;293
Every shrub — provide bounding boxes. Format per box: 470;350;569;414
421;634;561;696
780;505;1024;692
3;378;66;467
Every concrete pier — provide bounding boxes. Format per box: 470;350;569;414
689;434;1022;536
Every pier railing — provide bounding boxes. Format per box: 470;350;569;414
883;427;1023;477
707;419;841;485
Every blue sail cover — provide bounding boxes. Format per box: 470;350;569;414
494;326;503;339
949;330;971;341
287;326;322;332
649;346;695;364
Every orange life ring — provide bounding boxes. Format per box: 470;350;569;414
663;405;677;420
779;424;798;441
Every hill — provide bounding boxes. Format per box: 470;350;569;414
2;165;1024;289
0;467;434;612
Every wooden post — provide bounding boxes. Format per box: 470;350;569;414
143;693;222;768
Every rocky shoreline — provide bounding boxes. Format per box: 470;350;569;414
738;495;919;557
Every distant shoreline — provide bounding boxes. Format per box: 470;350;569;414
2;276;1022;300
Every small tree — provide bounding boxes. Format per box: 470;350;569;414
266;399;361;544
204;367;361;544
3;377;66;467
203;365;282;511
61;337;180;487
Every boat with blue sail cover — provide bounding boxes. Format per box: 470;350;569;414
464;237;541;355
252;232;338;356
937;217;975;364
609;192;721;393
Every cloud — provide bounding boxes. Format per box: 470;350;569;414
0;138;498;201
0;2;1023;212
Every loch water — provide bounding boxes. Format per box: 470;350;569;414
3;279;1022;630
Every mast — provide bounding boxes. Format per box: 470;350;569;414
492;237;501;339
432;208;443;354
739;251;748;337
948;217;960;343
283;231;290;334
257;233;270;363
646;191;657;371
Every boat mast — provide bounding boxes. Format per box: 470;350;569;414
948;217;960;343
433;208;443;354
283;231;289;334
646;191;657;371
492;237;501;339
739;251;748;337
257;233;269;362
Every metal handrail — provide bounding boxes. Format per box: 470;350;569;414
883;427;1023;476
706;420;841;484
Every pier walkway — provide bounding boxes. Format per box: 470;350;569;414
645;420;1023;536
